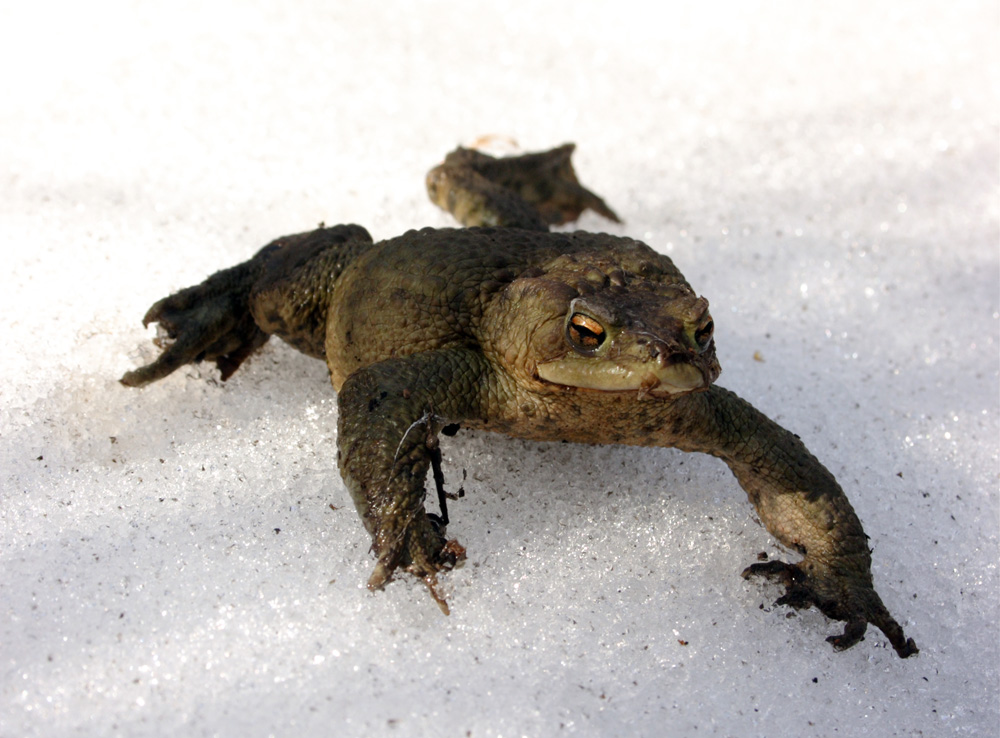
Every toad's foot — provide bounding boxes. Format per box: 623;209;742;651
427;143;620;229
366;513;466;615
120;258;269;387
743;559;918;658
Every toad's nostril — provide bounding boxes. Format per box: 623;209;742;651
695;319;714;350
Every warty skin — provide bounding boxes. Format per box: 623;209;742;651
122;144;917;657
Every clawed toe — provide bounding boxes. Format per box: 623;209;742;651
826;619;868;651
409;542;466;616
742;559;803;586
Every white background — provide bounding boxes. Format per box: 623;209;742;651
1;2;997;736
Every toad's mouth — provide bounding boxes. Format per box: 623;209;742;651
536;356;709;395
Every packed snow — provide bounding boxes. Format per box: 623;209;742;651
1;2;997;736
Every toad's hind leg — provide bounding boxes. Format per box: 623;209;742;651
426;143;620;230
121;224;373;387
249;224;373;358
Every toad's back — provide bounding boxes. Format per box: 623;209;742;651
319;227;679;388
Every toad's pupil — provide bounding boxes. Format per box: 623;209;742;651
569;314;605;349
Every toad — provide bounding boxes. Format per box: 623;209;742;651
122;143;917;657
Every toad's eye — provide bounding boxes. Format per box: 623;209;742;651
567;313;606;353
694;319;714;350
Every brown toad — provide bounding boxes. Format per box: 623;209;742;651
122;143;917;657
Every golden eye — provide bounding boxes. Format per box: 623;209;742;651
567;313;606;352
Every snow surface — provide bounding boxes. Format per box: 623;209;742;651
1;1;998;736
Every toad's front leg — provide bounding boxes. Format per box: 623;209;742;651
336;348;491;613
671;386;918;658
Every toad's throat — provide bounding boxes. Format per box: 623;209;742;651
536;356;707;394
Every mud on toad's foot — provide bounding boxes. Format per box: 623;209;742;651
743;559;918;658
366;513;466;615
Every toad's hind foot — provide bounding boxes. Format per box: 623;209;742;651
427;143;620;230
121;224;373;387
517;142;622;226
743;559;918;658
120;258;269;387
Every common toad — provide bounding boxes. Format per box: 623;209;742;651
122;143;917;658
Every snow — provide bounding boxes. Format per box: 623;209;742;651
1;1;997;736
